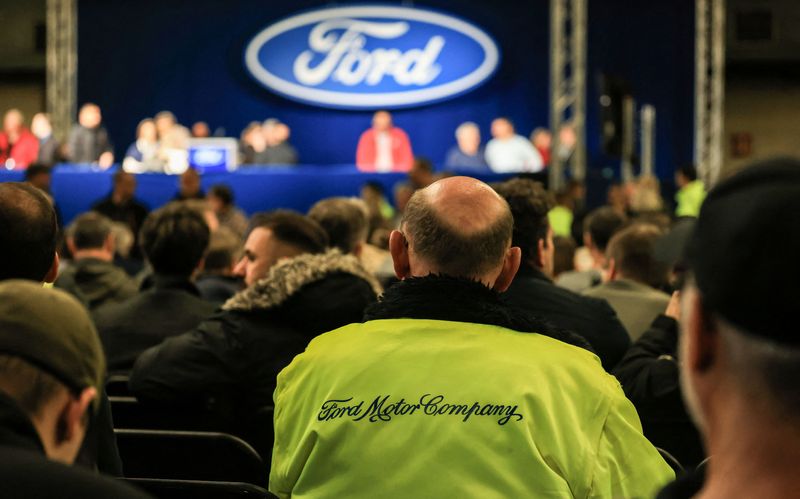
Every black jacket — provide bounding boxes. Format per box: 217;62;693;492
195;273;243;305
503;265;630;369
91;196;149;259
0;393;150;498
94;275;217;373
129;251;380;458
55;258;138;310
613;315;706;468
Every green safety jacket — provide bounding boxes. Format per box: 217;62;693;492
270;318;674;498
675;180;706;218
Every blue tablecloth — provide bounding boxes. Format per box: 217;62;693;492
0;165;511;225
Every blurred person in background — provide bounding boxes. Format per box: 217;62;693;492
360;181;394;245
66;103;113;168
262;120;298;165
55;212;137;310
31;113;62;167
356;110;413;172
485;117;543;173
530;127;552;166
408;157;436;190
154;111;190;174
584;224;670;340
495;178;630;370
191;121;210;138
444;121;488;171
0;108;38;170
91;170;149;259
239;121;266;164
207;184;248;238
674;163;706;218
174;167;204;201
557;207;628;293
195;228;242;304
552;235;577;280
93;204;214;373
24;164;62;226
607;183;630;216
547;188;574;238
123;119;162;173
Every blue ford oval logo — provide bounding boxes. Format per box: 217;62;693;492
244;5;500;109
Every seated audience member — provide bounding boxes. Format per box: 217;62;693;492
269;177;672;498
607;182;630;216
308;197;369;257
123;119;162;173
24;163;63;225
547;188;574;237
239;121;266;164
154;111;190;173
356;110;413;172
207;184;248;238
444;121;488;171
485;117;543;173
92;170;149;258
191;121;210;138
630;174;665;215
93;204;214;373
674;163;706;218
195;228;243;304
530;127;552;166
262;120;298;165
496;178;631;370
584;224;670;340
174;167;204;201
31;112;62;167
557;207;628;293
129;211;380;457
552;235;577;279
360;181;394;238
0;282;150;498
66;103;114;168
0;182;122;475
0;108;38;170
55;212;137;310
656;158;800;498
408;157;436;190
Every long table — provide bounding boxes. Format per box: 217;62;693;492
0;165;512;225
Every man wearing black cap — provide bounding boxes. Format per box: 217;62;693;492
0;281;149;497
658;157;800;498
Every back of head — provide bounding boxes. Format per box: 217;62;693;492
493;178;551;265
140;203;210;277
308;198;368;254
24;164;51;182
68;212;113;251
249;210;329;255
204;227;241;273
209;184;234;206
0;183;58;281
584;206;627;251
606;223;667;288
677;163;698;182
403;177;513;278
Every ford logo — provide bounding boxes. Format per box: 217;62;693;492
244;5;500;109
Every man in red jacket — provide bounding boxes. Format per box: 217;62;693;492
0;109;39;170
356;110;413;172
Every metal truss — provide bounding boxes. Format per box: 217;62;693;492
549;0;587;191
695;0;725;187
46;0;77;142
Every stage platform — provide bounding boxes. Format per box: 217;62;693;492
0;165;512;225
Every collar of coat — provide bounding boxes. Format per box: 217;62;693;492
222;249;382;312
364;274;592;351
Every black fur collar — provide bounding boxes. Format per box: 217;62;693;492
365;275;592;351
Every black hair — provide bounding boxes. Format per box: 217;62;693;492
0;183;58;281
249;210;328;255
139;203;210;277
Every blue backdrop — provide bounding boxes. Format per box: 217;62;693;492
78;0;694;182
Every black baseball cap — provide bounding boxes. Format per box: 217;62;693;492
685;157;800;345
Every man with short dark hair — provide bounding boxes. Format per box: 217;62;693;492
92;170;149;259
0;182;59;282
195;228;243;304
207;184;248;238
584;224;671;340
308;197;369;255
66;103;114;168
658;158;800;498
130;210;380;457
0;281;150;498
270;177;672;498
674;163;705;218
93;203;215;372
496;178;631;369
56;212;137;310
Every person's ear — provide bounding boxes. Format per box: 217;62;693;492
55;387;96;449
607;258;617;280
389;230;411;279
352;241;364;258
65;237;77;256
493;246;521;292
44;252;59;284
536;238;547;269
104;233;116;255
684;291;718;374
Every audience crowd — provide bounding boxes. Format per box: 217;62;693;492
2;95;799;499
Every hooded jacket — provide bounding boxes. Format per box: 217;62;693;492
270;276;673;498
129;250;380;458
55;258;137;310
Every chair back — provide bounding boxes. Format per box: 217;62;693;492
123;478;276;499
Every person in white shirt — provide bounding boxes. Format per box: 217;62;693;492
485;117;543;173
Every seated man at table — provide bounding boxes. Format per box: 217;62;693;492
92;170;149;259
269;176;672;498
356;110;413;172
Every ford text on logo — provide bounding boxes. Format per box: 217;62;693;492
244;6;500;109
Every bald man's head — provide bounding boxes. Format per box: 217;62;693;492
397;177;516;281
